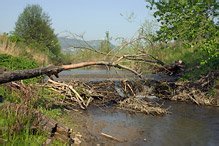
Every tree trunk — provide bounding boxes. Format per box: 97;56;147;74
0;61;142;84
0;65;63;84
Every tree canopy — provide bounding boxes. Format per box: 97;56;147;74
14;4;61;58
146;0;218;67
146;0;218;42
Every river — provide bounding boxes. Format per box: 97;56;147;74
84;102;219;145
58;69;219;145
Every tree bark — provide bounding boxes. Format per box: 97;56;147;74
0;61;142;84
0;65;63;84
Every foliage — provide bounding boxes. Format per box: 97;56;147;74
199;38;219;66
14;4;61;58
148;1;218;42
146;0;219;71
7;31;24;43
0;54;39;70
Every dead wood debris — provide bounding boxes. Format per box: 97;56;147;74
156;60;186;76
44;79;170;115
101;132;126;143
44;79;126;109
45;79;95;109
157;70;219;106
118;97;169;115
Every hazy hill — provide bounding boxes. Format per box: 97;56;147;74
58;37;115;54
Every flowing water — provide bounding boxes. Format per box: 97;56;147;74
84;102;219;146
59;69;219;145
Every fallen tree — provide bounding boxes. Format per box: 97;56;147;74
0;61;143;84
0;31;168;84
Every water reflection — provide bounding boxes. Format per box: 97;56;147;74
58;69;178;82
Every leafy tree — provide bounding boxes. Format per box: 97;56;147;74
14;4;61;58
146;0;219;67
146;0;218;42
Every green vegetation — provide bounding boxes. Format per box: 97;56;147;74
0;54;39;71
0;85;64;145
146;0;219;79
0;54;65;144
14;4;61;62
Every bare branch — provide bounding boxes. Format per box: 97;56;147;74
63;31;164;66
70;46;107;56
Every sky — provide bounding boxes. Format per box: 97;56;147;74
0;0;156;44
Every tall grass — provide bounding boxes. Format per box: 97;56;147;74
0;35;19;56
0;82;64;144
0;82;46;144
0;34;49;66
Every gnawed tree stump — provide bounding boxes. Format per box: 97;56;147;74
156;60;186;75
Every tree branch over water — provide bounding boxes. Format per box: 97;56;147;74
66;31;164;66
0;30;167;84
0;61;142;84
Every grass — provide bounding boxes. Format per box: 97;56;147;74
0;107;48;145
0;34;49;66
0;82;65;144
0;54;66;144
207;77;219;98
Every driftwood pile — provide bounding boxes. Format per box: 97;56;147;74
156;70;219;106
45;79;94;109
45;79;170;115
45;79;127;108
119;97;169;115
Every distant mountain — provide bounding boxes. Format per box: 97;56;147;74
58;37;115;54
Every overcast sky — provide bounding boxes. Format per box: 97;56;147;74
0;0;155;44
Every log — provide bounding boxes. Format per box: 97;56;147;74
0;61;142;84
0;65;63;84
101;132;125;142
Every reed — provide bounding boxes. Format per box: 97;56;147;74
0;34;49;66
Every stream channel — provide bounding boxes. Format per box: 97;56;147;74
58;69;219;145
